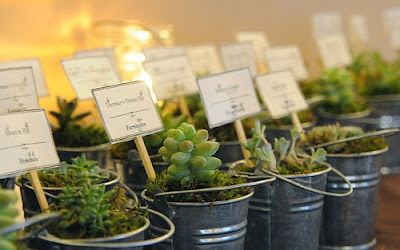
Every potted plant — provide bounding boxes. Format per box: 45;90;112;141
349;51;400;174
298;124;388;249
0;188;19;250
313;69;370;128
35;183;150;249
16;154;120;217
232;121;336;250
141;122;272;250
50;96;110;166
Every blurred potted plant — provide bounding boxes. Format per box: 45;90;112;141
16;154;119;217
141;122;272;250
50;96;110;165
298;124;388;249
0;188;19;250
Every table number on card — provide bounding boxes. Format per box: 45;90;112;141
219;42;258;76
144;56;198;100
0;58;49;97
0;109;60;177
264;46;309;80
197;68;261;128
92;81;163;144
0;67;39;114
255;70;308;119
143;46;185;61
61;57;120;100
316;33;352;69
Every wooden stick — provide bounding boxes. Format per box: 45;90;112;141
134;136;156;180
28;171;49;212
178;96;193;123
234;120;253;168
291;112;307;141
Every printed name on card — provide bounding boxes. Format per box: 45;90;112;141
312;12;342;38
0;58;48;97
197;68;261;128
0;67;39;114
316;33;352;69
74;48;120;77
0;109;60;177
143;56;198;100
220;42;258;76
61;57;120;100
255;70;308;119
186;45;223;76
234;31;270;61
264;46;309;80
92;81;163;144
142;46;185;62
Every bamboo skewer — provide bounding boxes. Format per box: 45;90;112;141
234;120;253;168
28;171;49;212
134;136;156;180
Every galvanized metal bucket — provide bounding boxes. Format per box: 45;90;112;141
141;178;275;250
314;107;371;129
56;142;111;167
319;147;388;249
15;170;120;217
230;161;352;250
213;140;245;166
264;120;316;143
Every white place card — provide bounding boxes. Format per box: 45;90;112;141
264;46;309;80
197;68;261;128
312;12;342;38
0;67;39;114
255;71;308;119
316;33;352;69
383;8;400;33
74;48;120;77
61;57;120;100
220;42;258;76
143;56;197;100
234;31;270;61
92;81;163;144
0;109;60;177
142;46;185;61
349;15;368;45
186;44;223;76
389;21;400;49
0;58;48;97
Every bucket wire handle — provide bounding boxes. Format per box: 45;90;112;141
154;176;276;198
263;167;353;197
0;212;60;236
37;208;175;248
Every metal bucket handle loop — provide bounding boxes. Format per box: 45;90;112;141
154;176;276;198
37;208;175;248
262;167;353;197
0;212;60;236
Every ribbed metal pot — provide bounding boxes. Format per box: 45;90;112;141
141;190;254;250
314;107;371;129
56;143;111;167
213;140;244;166
319;147;388;249
239;164;331;250
15;170;120;217
264;120;316;143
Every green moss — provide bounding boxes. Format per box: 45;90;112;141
253;109;315;128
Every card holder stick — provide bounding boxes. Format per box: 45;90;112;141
290;112;307;141
234;120;253;168
134;136;156;180
28;170;49;212
178;96;192;122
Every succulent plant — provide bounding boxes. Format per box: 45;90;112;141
316;69;367;114
299;124;387;154
251;109;315;128
0;189;19;250
35;154;110;187
50;184;145;239
159;122;221;185
50;96;108;147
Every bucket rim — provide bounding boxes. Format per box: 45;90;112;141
326;146;389;158
315;107;371;119
262;119;316;131
15;169;120;192
367;94;400;103
141;189;254;207
56;142;111;152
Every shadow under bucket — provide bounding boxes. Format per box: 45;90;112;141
320;147;388;249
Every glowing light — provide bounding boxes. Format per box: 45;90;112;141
122;52;145;63
136;30;151;41
159;30;170;39
133;67;158;103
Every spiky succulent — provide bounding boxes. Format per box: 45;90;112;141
299;124;387;154
159;122;221;185
50;96;108;147
0;189;19;250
